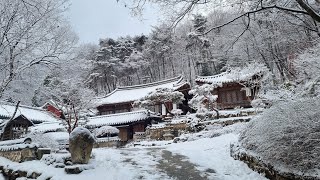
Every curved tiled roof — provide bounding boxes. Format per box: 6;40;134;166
195;64;266;85
95;75;189;106
85;110;150;128
195;72;233;85
0;102;61;123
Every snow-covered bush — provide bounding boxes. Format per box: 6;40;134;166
240;97;320;174
294;43;320;97
27;132;60;150
171;109;183;117
93;125;119;138
133;87;185;115
41;153;71;166
184;114;202;132
175;122;246;143
250;98;271;109
189;84;219;118
257;83;296;103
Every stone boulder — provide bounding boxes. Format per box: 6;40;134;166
69;127;95;164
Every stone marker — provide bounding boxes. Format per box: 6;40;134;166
163;129;174;140
69;127;95;164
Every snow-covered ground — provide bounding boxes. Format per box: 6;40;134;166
167;134;264;180
0;122;266;180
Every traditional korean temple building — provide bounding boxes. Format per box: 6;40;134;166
195;66;265;109
0;115;33;141
41;100;65;119
90;76;191;142
95;76;191;116
85;110;160;142
0;102;63;140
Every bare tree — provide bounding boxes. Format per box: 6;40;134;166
120;0;320;33
0;0;78;99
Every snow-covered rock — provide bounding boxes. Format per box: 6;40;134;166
69;127;95;164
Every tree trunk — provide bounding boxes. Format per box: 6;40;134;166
212;107;219;119
162;56;166;78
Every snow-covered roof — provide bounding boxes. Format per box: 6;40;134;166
0;143;37;152
95;76;188;106
29;122;66;133
0;102;61;123
196;72;234;85
195;64;267;85
0;138;28;146
86;110;150;128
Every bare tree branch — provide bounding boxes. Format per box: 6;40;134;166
296;0;320;22
204;4;310;35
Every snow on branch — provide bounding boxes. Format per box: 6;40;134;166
134;88;184;107
189;84;219;116
133;87;185;115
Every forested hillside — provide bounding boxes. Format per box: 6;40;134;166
1;0;319;106
84;0;319;97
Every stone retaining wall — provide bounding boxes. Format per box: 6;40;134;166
133;132;145;142
147;123;187;140
202;117;251;127
0;147;37;162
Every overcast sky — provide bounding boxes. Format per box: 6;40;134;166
68;0;159;44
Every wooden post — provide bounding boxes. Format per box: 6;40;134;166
161;104;166;116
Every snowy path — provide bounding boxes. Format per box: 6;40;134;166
157;150;215;179
87;132;266;180
0;126;267;180
166;133;266;180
